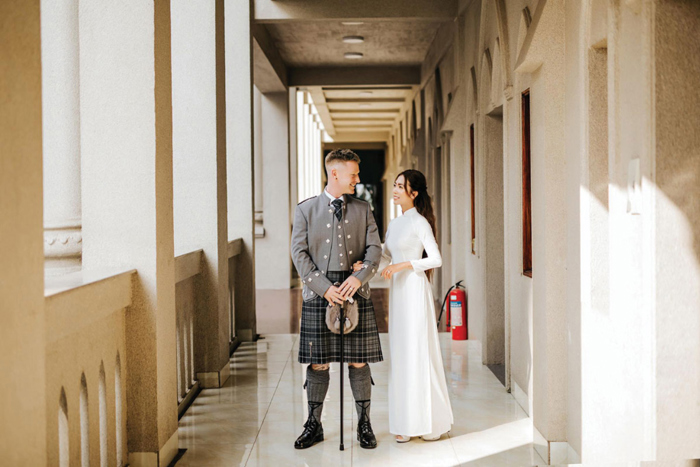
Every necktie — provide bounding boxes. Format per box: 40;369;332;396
331;199;343;221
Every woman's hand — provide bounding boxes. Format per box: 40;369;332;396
352;261;363;272
381;261;412;280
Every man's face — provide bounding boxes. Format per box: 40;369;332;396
332;161;360;195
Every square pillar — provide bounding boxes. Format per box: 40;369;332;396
79;1;178;465
172;0;230;388
226;0;257;342
255;91;291;289
0;1;47;463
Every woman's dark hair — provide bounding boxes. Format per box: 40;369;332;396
396;169;438;281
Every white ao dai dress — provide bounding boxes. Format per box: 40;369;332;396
380;207;453;437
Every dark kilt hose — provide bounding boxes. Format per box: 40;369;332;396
298;271;383;364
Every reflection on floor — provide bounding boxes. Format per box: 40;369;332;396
177;333;545;466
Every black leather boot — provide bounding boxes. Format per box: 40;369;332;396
356;400;377;449
294;401;324;449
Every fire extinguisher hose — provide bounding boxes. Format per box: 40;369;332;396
437;280;464;328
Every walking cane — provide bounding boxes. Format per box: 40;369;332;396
339;297;345;451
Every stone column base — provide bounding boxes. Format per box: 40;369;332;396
196;360;231;388
129;430;178;467
533;425;580;465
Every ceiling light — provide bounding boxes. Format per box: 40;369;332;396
343;35;365;44
359;103;371;108
341;21;364;26
359;91;373;96
344;52;364;60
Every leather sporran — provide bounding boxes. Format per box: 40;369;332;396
325;282;359;334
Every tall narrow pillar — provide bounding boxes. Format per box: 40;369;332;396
79;1;178;465
172;0;230;388
255;92;291;289
253;85;265;238
41;0;82;274
0;1;47;463
226;0;257;342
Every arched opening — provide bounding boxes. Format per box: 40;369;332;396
99;363;108;467
479;49;506;372
115;354;123;467
80;373;90;467
59;388;69;467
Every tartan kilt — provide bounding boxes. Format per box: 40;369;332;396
298;271;383;364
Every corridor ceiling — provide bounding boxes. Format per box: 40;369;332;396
253;0;458;141
264;21;444;67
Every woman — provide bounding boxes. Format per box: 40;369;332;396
353;169;453;443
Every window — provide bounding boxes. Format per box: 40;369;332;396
521;90;532;277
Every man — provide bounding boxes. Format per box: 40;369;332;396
291;149;383;449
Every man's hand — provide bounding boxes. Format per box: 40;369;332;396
338;276;362;300
324;285;345;305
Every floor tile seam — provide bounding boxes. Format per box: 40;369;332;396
243;344;294;466
445;431;463;467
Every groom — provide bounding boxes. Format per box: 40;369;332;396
291;148;383;449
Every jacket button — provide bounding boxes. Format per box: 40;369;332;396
327;224;331;228
324;255;328;259
347;235;351;239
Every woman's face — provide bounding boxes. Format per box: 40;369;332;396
392;175;416;207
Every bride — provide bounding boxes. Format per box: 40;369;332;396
353;169;453;442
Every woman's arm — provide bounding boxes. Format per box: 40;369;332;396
408;216;442;273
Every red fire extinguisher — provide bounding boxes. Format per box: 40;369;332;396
438;280;467;340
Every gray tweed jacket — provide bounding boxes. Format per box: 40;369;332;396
291;192;382;302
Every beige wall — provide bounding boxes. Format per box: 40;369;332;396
383;0;700;462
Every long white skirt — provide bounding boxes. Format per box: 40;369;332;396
388;269;453;437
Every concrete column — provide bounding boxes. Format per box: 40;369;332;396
253;85;265;237
172;0;230;388
226;0;257;342
255;92;291;289
41;0;82;273
0;1;47;463
79;1;178;465
289;88;299;209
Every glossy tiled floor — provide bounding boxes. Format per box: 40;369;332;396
177;333;546;466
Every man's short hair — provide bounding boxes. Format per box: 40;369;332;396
325;149;361;174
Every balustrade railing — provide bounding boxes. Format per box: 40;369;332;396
174;238;243;416
42;238;246;463
45;269;134;467
174;249;202;416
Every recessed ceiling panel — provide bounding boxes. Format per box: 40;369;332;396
265;21;444;67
